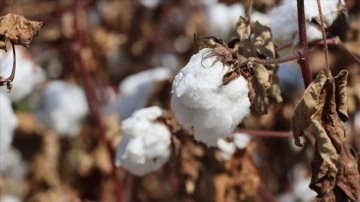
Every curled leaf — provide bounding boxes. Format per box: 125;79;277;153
0;13;42;50
334;70;349;121
292;71;327;146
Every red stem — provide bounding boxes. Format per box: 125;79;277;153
297;0;312;88
73;1;123;201
235;129;292;138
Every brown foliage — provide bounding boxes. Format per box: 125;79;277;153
292;70;360;201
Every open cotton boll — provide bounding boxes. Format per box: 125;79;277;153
171;48;250;146
115;106;171;176
114;67;171;119
270;0;344;48
0;47;46;102
36;81;89;136
0;195;21;202
0;93;18;152
233;133;251;149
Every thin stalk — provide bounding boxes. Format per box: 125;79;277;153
73;1;123;201
316;0;332;78
251;52;300;65
235;129;292;138
297;0;312;88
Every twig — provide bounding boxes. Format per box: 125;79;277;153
235;129;292;138
250;52;300;65
297;0;312;88
73;1;123;201
316;0;332;78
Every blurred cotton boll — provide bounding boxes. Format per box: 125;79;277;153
206;3;245;39
0;195;21;202
0;93;18;152
217;133;251;160
115;106;171;176
36;81;89;136
270;0;345;48
0;46;46;102
109;67;171;119
171;48;250;146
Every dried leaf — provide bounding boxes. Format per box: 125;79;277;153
292;71;327;146
334;70;349;121
0;13;42;50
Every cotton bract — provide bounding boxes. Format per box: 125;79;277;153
270;0;345;48
36;81;89;136
115;106;171;176
0;93;18;152
171;48;251;146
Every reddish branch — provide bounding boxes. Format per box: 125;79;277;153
297;0;312;88
73;1;123;201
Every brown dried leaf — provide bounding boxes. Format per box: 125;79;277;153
292;71;327;146
0;13;42;50
334;70;349;121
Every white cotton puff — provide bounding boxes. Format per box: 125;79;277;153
0;195;21;202
0;93;18;152
112;67;171;119
270;0;344;48
0;147;27;181
217;133;251;160
36;80;89;136
139;0;161;9
171;48;251;146
115;106;171;176
0;47;46;102
206;3;245;39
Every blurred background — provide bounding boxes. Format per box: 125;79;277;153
0;0;359;201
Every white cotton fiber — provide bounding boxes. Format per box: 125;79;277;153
0;93;18;152
171;48;250;146
217;133;251;160
36;81;89;136
115;106;171;176
114;67;171;119
206;3;245;39
270;0;344;48
0;47;46;102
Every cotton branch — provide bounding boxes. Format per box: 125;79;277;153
297;0;312;88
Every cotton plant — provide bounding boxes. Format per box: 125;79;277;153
115;106;171;176
270;0;345;48
171;48;251;146
217;133;251;160
105;67;171;119
0;93;18;152
36;80;89;136
0;46;46;102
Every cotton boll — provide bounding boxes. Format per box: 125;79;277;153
270;0;344;48
115;106;171;176
0;148;27;181
293;177;317;202
0;47;46;102
36;81;89;136
217;138;236;160
206;3;245;40
233;133;250;149
0;195;21;202
115;67;171;119
139;0;161;9
171;48;251;146
0;93;18;152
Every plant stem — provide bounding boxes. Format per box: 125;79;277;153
251;52;300;65
297;0;312;88
73;1;123;201
316;0;332;78
235;129;292;138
